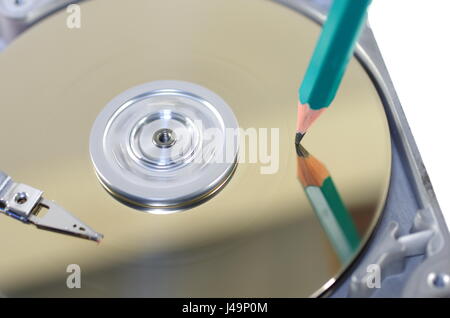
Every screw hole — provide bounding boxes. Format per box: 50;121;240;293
153;128;176;148
14;192;28;205
159;132;170;143
428;273;450;289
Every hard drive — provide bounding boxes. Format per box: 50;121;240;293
0;0;449;298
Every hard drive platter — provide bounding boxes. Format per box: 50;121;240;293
0;0;447;298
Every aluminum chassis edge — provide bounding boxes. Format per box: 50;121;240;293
1;0;449;298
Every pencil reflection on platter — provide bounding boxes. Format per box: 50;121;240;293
296;143;361;263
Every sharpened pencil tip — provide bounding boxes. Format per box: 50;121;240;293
295;134;309;158
295;132;305;145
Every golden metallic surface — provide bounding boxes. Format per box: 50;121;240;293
0;0;391;296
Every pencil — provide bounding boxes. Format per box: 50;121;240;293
296;0;372;144
296;144;360;263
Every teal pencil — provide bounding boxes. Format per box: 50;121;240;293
296;0;372;144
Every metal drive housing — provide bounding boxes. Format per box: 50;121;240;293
0;0;449;297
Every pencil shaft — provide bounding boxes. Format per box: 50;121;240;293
299;0;372;110
304;177;360;263
320;177;360;247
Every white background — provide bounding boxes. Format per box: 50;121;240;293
369;0;450;229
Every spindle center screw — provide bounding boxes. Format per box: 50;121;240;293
153;128;176;148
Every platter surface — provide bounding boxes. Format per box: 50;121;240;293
0;0;391;297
